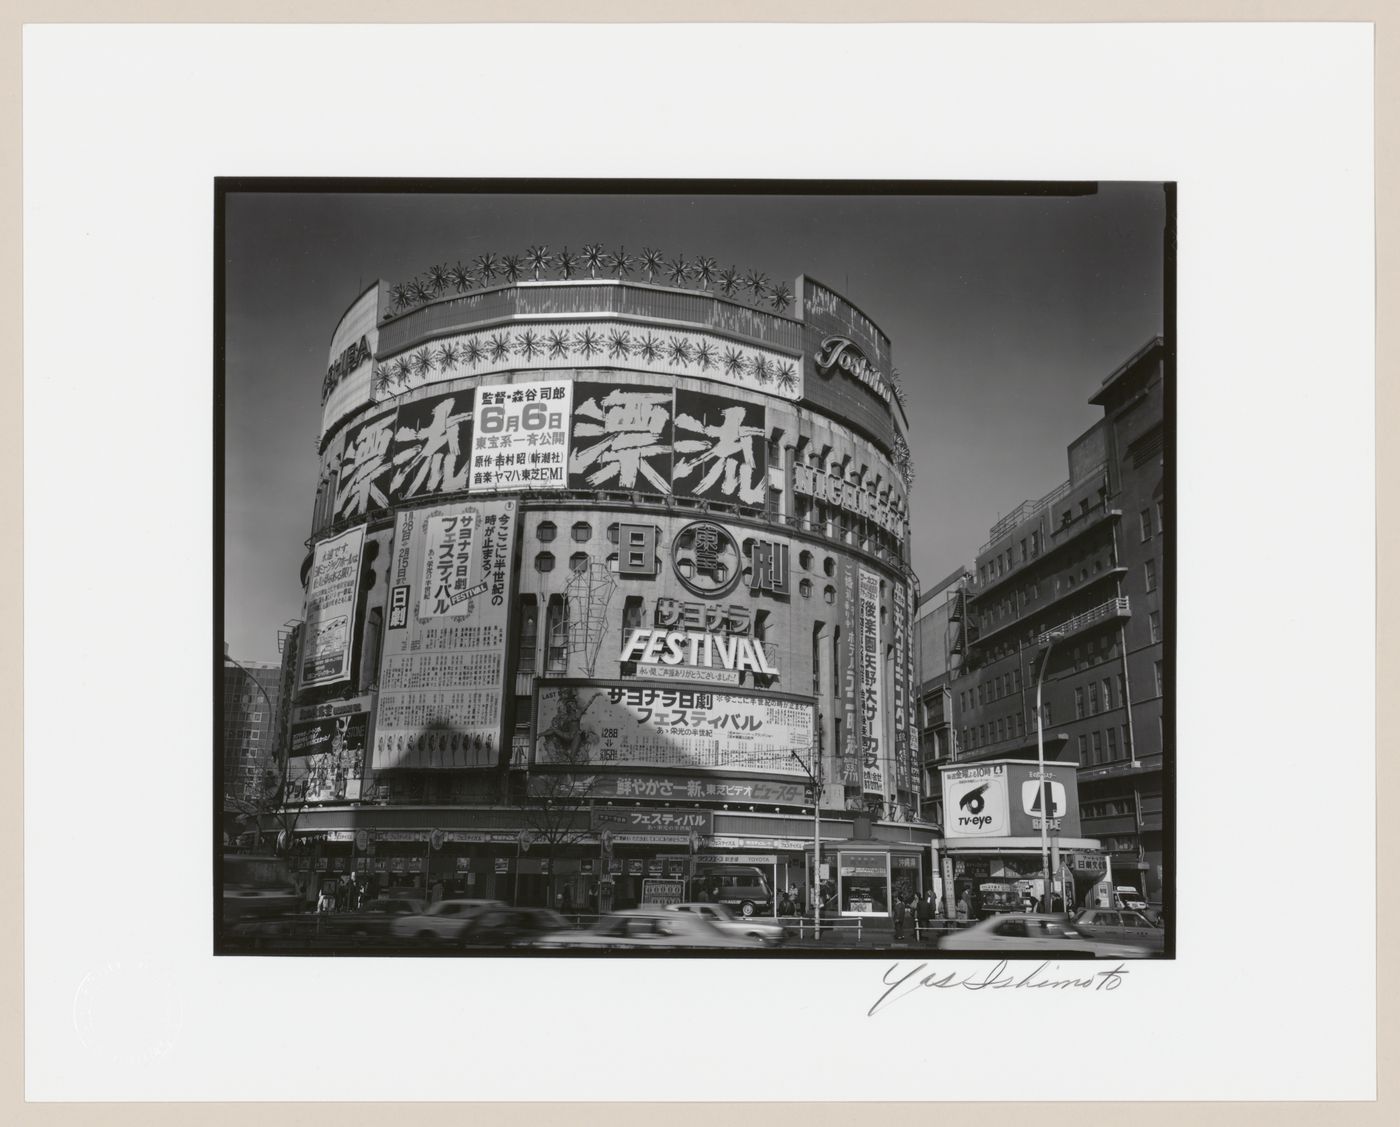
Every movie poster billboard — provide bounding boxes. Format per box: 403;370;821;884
386;390;473;504
300;525;365;689
672;388;767;506
858;568;885;796
374;500;517;770
569;382;673;493
535;683;813;777
286;698;370;803
335;408;397;520
470;380;572;492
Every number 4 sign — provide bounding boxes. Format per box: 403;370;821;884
1022;780;1067;818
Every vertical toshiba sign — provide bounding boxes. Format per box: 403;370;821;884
321;282;383;439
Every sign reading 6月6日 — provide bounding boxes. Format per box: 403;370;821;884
470;380;573;492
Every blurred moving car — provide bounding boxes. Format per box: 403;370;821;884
389;899;507;944
664;902;787;947
534;909;758;950
1072;908;1164;951
459;907;571;948
322;898;426;940
223;853;300;926
1113;886;1149;911
938;913;1151;958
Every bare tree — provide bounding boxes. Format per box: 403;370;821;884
522;686;601;908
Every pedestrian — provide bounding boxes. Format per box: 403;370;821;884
957;889;971;920
916;890;933;939
892;895;906;941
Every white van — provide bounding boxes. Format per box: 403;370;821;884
1113;885;1148;911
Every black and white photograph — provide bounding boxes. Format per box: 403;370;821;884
219;182;1173;958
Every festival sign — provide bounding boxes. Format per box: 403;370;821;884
374;500;517;770
386;390;473;504
535;683;814;777
672;388;767;506
530;772;811;805
569;382;673;493
858;568;885;796
470;380;572;492
300;525;365;688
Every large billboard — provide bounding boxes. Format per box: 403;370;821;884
528;771;812;806
569;382;674;492
470;380;572;491
335;408;397;520
858;568;885;796
535;683;814;777
386;389;473;504
321;282;381;438
300;525;365;689
672;388;767;506
941;760;1083;839
286;697;370;803
373;499;518;770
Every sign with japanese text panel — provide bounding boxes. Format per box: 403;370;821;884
470;380;572;492
858;568;885;796
593;807;714;835
300;525;365;689
374;500;517;770
672;388;767;507
287;709;367;804
535;682;813;777
941;763;1011;838
335;408;397;521
531;772;810;806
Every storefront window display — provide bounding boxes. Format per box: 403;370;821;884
838;852;888;916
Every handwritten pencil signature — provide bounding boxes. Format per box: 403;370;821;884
869;961;1130;1016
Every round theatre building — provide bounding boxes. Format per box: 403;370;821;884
284;250;932;917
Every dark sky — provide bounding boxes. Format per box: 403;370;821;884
224;184;1166;663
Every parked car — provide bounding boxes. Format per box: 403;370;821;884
664;902;787;947
534;909;757;950
321;898;426;940
389;899;507;944
460;907;571;948
687;866;773;917
938;913;1152;958
1072;908;1164;951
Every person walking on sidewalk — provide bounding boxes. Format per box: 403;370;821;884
892;895;907;941
916;890;933;941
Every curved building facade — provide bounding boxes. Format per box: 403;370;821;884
282;253;931;915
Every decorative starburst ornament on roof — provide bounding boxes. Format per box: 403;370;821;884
607;329;633;359
463;339;487;367
581;243;608;279
639;247;664;283
411;348;435;378
447;262;474;293
770;282;792;313
718;266;742;297
515;329;544;361
609;247;635;279
692;256;718;289
574;327;603;359
666;256;691;287
474;253;500;283
546;330;571;360
744;269;770;301
525;245;552;280
436;342;461;370
426;264;450;295
500;255;523;284
556;247;578;279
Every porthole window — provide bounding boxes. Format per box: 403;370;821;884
572;522;592;543
535;552;555;572
537;521;557;543
823;585;836;604
606;524;620;544
569;552;589;573
799;549;813;571
799;579;813;598
823;557;836;578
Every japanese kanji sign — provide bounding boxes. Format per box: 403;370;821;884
569;382;673;493
300;525;365;688
470;380;572;492
386;390;473;504
858;568;885;797
374;500;517;770
672;388;767;506
530;772;811;806
335;409;397;520
535;682;814;776
592;807;714;835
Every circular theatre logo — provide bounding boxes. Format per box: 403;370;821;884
671;521;741;597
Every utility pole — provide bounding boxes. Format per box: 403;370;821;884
789;744;824;939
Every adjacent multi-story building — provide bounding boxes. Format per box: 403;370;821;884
221;651;283;812
913;567;970;827
262;250;935;920
945;337;1167;903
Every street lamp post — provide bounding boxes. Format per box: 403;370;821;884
1034;630;1066;913
789;746;823;939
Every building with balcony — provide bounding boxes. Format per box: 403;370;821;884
913;567;971;826
948;337;1168;903
252;249;935;923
